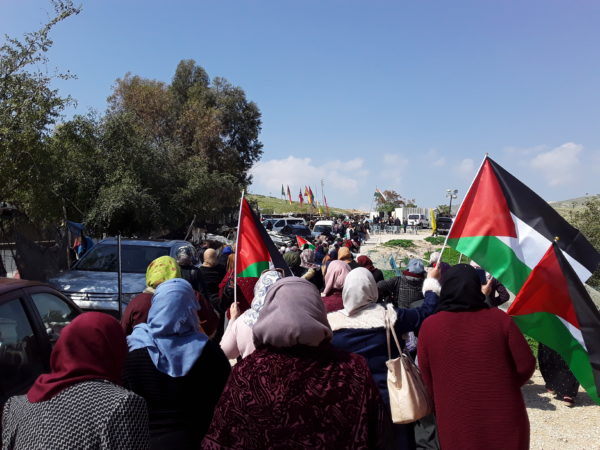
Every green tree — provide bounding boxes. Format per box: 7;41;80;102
375;190;415;213
436;204;451;215
568;196;600;289
0;1;80;223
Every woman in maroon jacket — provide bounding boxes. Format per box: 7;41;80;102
417;264;535;450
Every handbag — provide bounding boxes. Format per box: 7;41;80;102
385;310;433;424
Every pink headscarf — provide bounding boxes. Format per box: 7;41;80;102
253;277;332;348
323;260;351;296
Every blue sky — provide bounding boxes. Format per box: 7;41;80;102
3;0;600;211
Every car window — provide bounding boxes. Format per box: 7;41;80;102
288;219;304;225
30;292;79;343
74;244;170;273
0;298;46;398
274;220;284;227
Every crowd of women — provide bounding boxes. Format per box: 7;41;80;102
3;235;560;450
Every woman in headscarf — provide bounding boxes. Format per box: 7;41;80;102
357;255;384;282
121;255;181;335
2;313;149;449
299;247;325;290
283;248;303;276
321;260;351;312
417;264;535;450
220;269;283;359
338;246;359;269
124;279;231;449
321;247;338;277
121;256;218;338
202;278;389;449
329;267;441;449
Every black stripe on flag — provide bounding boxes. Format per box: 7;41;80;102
554;242;600;395
488;157;600;275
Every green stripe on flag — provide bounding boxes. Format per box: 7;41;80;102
512;312;600;405
448;236;531;294
237;261;269;278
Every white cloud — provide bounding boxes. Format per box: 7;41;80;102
433;157;446;167
249;156;368;195
504;145;547;156
529;142;582;186
380;153;409;185
455;158;475;178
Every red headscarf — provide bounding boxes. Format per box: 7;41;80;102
27;312;127;403
356;255;376;272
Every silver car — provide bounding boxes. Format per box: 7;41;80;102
49;238;195;316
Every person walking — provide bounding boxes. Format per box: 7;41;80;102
124;278;230;449
417;264;536;450
2;313;150;450
202;278;389;449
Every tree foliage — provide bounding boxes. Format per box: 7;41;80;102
374;190;415;213
568;196;600;289
1;6;263;237
0;1;80;224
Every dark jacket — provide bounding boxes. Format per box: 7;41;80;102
377;274;424;308
123;341;231;450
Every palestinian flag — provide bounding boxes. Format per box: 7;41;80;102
296;235;315;250
236;197;291;278
447;156;599;295
508;242;600;404
446;156;600;403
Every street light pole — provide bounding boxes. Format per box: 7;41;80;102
446;189;458;216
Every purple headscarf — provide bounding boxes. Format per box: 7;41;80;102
253;278;332;348
323;260;351;296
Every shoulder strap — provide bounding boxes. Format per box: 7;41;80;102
385;308;403;359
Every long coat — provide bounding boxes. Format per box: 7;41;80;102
417;308;535;450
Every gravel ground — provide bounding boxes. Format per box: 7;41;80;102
525;371;600;449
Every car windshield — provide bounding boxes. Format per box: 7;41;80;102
73;244;170;273
408;215;419;219
313;225;332;233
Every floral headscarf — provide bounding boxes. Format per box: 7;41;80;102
300;248;320;269
145;256;181;292
242;270;283;328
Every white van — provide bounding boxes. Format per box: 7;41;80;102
312;220;334;238
407;214;430;229
263;217;306;232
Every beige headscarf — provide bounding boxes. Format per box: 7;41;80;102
341;268;378;316
253;277;332;348
202;248;217;267
337;247;353;263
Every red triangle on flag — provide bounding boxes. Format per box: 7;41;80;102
449;158;517;239
508;244;579;329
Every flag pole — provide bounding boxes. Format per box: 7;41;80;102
438;154;489;264
234;190;245;305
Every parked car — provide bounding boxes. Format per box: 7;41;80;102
263;217;306;232
280;224;312;240
311;220;334;238
0;278;82;408
436;216;453;235
49;238;196;317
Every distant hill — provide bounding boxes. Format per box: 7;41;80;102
550;195;599;209
247;194;363;216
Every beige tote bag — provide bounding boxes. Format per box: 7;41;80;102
385;311;433;424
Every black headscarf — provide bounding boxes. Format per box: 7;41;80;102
435;264;489;313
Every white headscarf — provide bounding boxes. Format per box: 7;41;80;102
242;270;283;328
341;267;378;316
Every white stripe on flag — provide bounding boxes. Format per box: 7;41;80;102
496;214;592;282
557;315;587;351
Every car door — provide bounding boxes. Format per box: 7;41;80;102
0;291;50;406
26;287;81;346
